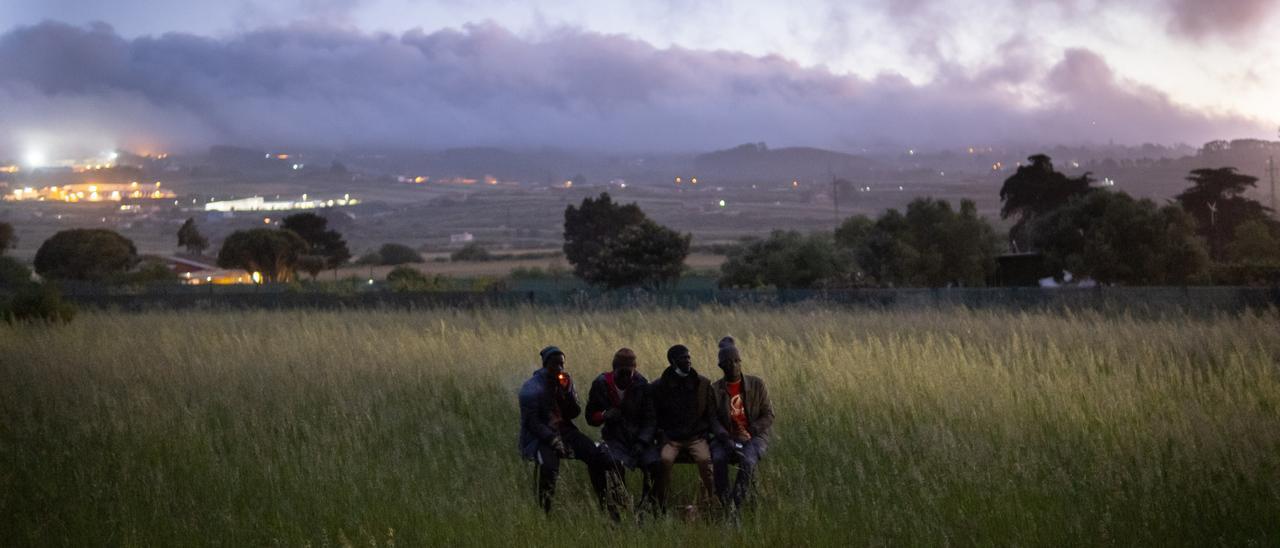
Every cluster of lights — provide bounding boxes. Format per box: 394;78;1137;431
205;193;358;212
674;176;699;186
5;181;173;202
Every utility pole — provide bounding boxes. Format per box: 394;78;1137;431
1269;155;1278;218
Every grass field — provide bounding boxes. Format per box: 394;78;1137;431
2;307;1278;546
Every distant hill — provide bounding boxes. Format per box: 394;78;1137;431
693;143;883;183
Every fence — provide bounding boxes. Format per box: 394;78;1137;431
38;283;1280;315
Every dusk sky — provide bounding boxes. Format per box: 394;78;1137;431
2;0;1277;157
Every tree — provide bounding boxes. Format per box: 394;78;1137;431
386;266;444;291
177;218;209;255
1226;220;1280;264
281;213;351;271
0;256;32;287
593;220;690;289
563;193;690;288
0;222;14;256
1174;167;1274;261
999;155;1095;248
719;230;851;289
451;242;492;262
216;228;308;282
837;198;1003;287
1030;191;1208;285
377;243;423;266
34;229;139;281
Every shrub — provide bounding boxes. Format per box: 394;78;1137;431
378;243;424;266
1;283;76;324
450;243;493;262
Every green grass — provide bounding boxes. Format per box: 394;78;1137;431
2;307;1278;546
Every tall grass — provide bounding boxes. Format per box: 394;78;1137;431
1;306;1277;546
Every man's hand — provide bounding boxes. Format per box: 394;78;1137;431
603;407;622;421
734;430;752;443
550;436;571;458
554;371;573;394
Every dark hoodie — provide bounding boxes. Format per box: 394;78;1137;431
648;365;727;443
585;372;655;448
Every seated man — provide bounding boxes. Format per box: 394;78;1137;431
517;346;609;513
711;340;775;508
585;348;656;503
645;344;726;513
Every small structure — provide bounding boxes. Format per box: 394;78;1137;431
450;232;475;244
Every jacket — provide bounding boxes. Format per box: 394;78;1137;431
585;372;655;448
517;368;582;459
648;365;728;443
712;374;775;444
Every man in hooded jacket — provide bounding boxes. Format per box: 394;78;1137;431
518;346;610;513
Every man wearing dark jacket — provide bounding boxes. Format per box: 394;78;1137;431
585;348;656;506
711;341;775;508
518;346;609;513
645;344;726;512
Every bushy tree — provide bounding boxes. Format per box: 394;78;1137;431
1174;167;1274;261
720;230;851;289
1226;220;1280;264
281;213;350;270
377;243;423;266
451;243;492;262
0;256;32;287
34;229;139;281
838;198;1002;287
563;193;690;288
1;283;75;324
216;228;308;282
0;222;14;256
1030;191;1208;285
386;266;445;291
999;155;1095;248
177;218;209;255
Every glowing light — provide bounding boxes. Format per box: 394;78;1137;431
24;149;46;168
264;218;272;224
691;177;698;185
251;272;262;284
792;180;799;188
675;176;682;185
718;199;726;207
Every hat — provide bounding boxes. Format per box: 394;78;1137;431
718;345;740;365
539;346;564;365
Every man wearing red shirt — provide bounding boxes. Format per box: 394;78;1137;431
711;338;775;509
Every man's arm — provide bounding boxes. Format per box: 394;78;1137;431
705;381;730;441
558;381;582;421
585;377;609;427
634;384;657;446
750;378;775;438
519;387;557;443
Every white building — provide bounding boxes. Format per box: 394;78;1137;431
204;195;358;212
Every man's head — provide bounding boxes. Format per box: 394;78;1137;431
718;336;736;349
612;347;638;388
539;346;565;373
667;344;692;373
718;344;742;380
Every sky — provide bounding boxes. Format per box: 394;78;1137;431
0;0;1277;157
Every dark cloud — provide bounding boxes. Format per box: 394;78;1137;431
1165;0;1280;39
0;21;1261;156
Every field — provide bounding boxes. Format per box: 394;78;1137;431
2;306;1278;546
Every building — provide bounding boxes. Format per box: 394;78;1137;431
204;195;358;212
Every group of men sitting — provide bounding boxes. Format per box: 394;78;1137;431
517;336;775;519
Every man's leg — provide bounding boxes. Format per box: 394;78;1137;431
534;442;561;513
711;440;733;502
649;441;681;513
731;438;766;507
686;439;716;506
562;430;609;509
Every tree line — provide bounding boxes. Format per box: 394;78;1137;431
2;153;1277;296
